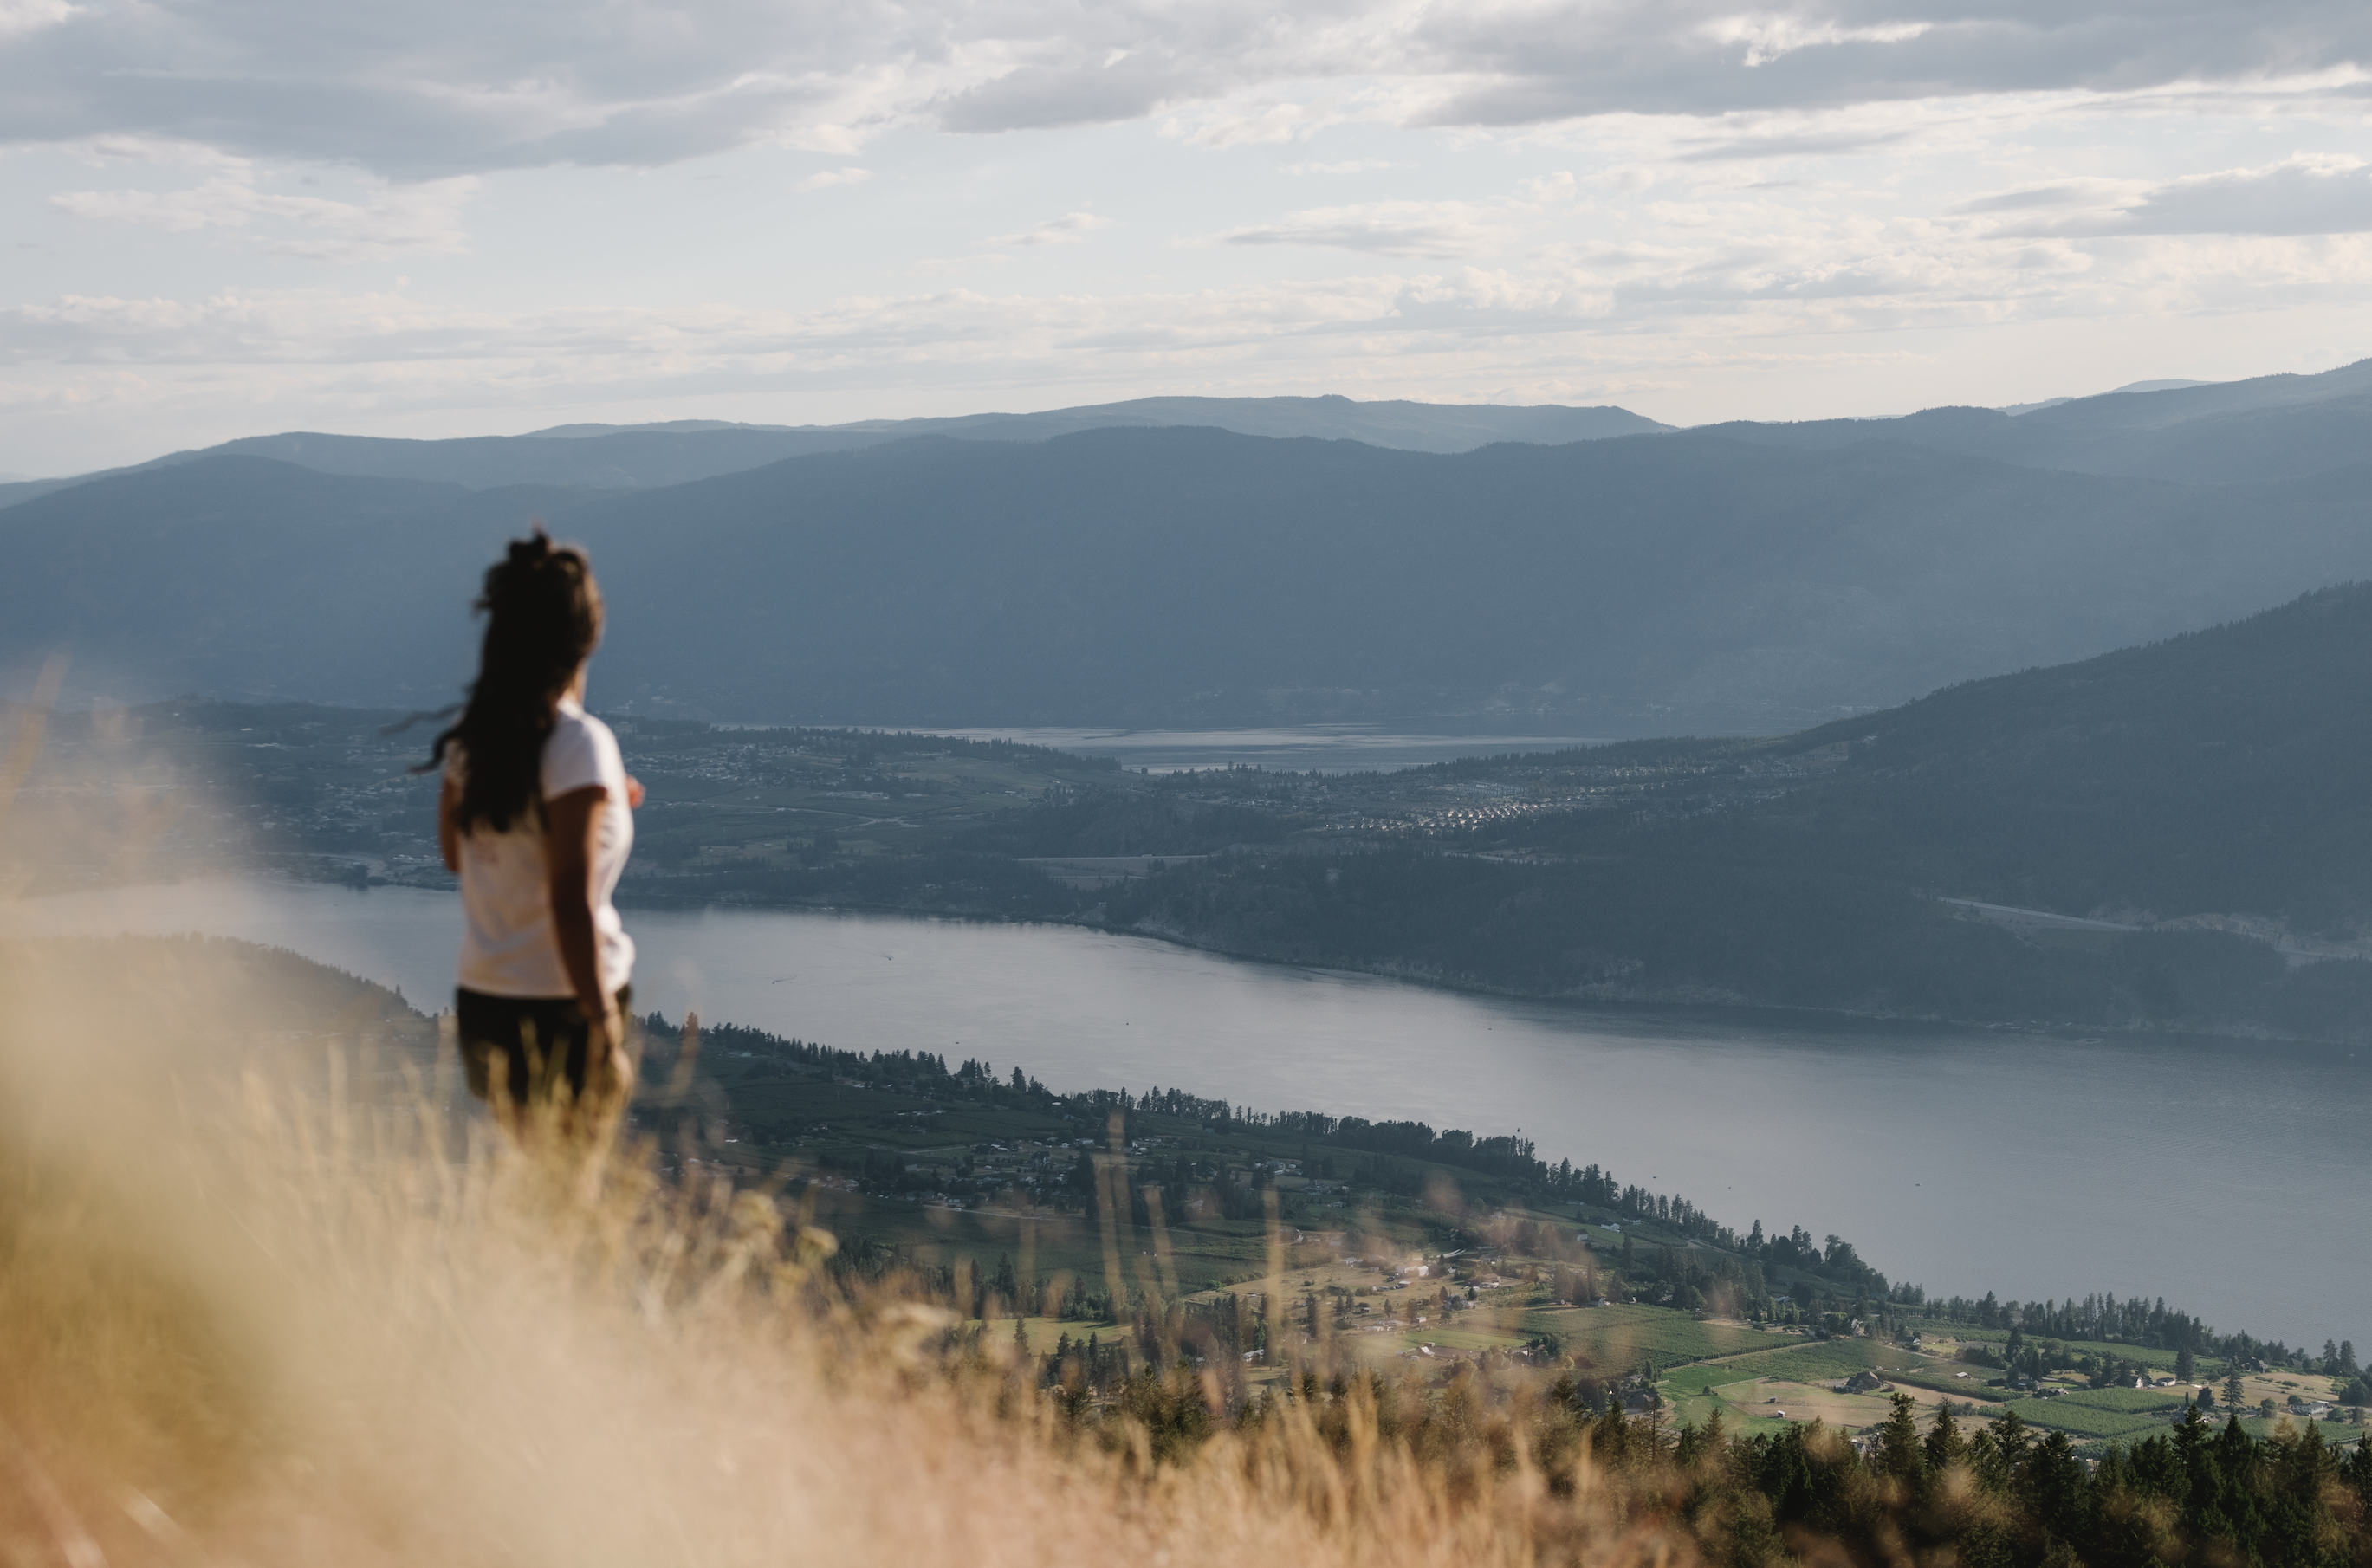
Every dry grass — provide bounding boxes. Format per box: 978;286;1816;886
0;939;1707;1568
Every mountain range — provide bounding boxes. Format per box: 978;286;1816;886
0;394;1669;505
3;360;2370;729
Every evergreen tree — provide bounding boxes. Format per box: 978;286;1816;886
1876;1392;1925;1484
1973;1407;2032;1492
992;1251;1018;1307
1922;1401;1968;1474
2025;1430;2091;1546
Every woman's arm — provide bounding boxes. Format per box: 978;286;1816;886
438;774;463;873
547;782;628;1097
544;783;612;1020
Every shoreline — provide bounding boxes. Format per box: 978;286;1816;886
16;861;2367;1053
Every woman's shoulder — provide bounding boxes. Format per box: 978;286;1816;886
543;702;624;793
549;702;619;746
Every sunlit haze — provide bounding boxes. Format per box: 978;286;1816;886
6;0;2372;473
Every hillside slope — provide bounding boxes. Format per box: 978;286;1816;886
1049;586;2372;1035
10;431;2372;728
0;457;581;707
430;428;2372;726
1656;580;2372;930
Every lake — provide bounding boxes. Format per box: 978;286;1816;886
895;725;1620;774
7;875;2365;1351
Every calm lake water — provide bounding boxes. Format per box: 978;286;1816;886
910;725;1617;774
9;876;2366;1350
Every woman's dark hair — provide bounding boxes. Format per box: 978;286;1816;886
424;528;603;833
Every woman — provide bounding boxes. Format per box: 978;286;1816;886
429;530;642;1126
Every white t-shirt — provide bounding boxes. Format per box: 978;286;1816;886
448;697;637;999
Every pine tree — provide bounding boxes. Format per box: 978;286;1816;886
2026;1430;2090;1545
1923;1401;1968;1473
1973;1407;2032;1492
2344;1432;2372;1510
1877;1392;1926;1484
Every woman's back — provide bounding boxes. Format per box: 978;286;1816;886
450;695;635;999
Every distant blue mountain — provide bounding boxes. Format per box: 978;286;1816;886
8;420;2372;732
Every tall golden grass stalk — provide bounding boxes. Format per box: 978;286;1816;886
0;941;1696;1568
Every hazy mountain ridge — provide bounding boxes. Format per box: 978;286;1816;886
0;393;1672;502
10;426;2372;729
3;358;2362;507
805;393;1673;451
1704;358;2372;484
0;457;580;709
7;353;2371;731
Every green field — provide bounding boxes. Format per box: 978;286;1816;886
2049;1386;2193;1415
1883;1364;2005;1402
1989;1399;2169;1441
1671;1388;1795;1438
1371;1323;1521;1356
2235;1416;2367;1444
801;1190;1309;1300
1516;1305;1785;1371
1662;1337;1894;1396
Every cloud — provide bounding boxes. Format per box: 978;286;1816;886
793;167;873;191
3;0;2370;175
1410;3;2372;126
1212;200;1521;257
1206;173;1572;258
1995;158;2372;237
981;210;1111;248
49;173;481;261
1695;14;1934;69
0;0;75;36
1954;183;2116;215
1280;159;1397;174
1675;126;1916;161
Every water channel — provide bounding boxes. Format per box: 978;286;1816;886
7;875;2364;1350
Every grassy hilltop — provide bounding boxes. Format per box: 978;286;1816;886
3;932;2366;1568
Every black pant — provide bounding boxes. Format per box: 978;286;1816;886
454;985;633;1106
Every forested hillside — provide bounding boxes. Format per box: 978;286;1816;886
11;426;2372;730
1075;585;2372;1033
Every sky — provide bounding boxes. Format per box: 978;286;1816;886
6;0;2372;475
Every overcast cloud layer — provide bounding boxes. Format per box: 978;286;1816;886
5;0;2372;470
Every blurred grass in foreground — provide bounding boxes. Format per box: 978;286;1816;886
0;936;1700;1568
